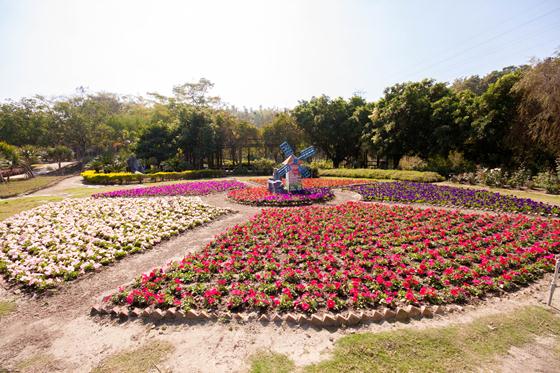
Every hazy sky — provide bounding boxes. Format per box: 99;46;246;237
0;0;559;108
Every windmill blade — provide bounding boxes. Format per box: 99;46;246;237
299;165;311;178
279;142;294;157
298;146;316;161
276;164;291;178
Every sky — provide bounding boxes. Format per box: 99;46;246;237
0;0;559;108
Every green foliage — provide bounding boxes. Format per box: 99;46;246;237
81;169;225;185
45;145;73;168
293;95;369;168
249;351;295;373
319;168;444;182
251;158;276;174
309;159;333;169
135;122;176;166
398;155;426;171
262;113;303;161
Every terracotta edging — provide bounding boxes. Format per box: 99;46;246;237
91;303;458;327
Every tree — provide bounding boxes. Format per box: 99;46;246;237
46;145;74;169
364;80;451;165
468;72;522;167
176;108;216;168
292;95;367;168
262;113;304;162
171;78;221;107
513;56;560;156
135;122;177;167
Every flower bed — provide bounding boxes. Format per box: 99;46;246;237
93;180;247;198
227;187;334;206
249;177;372;189
107;202;560;316
349;182;560;217
0;197;230;290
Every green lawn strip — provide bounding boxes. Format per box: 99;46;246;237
0;196;63;221
439;182;560;206
92;340;174;373
249;351;296;373
0;176;67;198
318;169;444;183
248;306;560;373
0;300;16;318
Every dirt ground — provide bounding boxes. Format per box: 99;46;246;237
1;185;560;372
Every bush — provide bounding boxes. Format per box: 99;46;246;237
533;171;560;194
251;158;276;174
318;168;444;182
309;159;334;169
398;155;427;171
81;169;225;185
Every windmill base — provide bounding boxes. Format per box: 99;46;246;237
268;179;285;194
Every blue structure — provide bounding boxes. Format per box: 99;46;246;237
268;142;316;193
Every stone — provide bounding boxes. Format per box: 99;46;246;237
258;314;269;323
151;308;164;320
346;312;362;326
309;314;324;326
433;305;445;315
406;305;422;319
270;313;283;323
165;308;178;319
420;306;433;318
285;313;300;323
185;309;200;319
383;308;396;320
365;310;384;323
118;307;129;318
395;308;409;322
322;313;338;326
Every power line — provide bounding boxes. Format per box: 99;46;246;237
427;21;560;80
391;5;560;82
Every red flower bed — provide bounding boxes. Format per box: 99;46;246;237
108;202;560;315
249;177;372;189
227;187;334;206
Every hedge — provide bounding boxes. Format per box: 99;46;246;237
81;169;225;185
318;168;445;182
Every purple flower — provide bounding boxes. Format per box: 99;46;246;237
349;182;560;217
93;180;247;198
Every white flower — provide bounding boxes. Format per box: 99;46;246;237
0;196;230;289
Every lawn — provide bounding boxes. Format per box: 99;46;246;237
0;176;67;198
249;306;560;372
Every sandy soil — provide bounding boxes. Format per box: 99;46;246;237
1;188;559;372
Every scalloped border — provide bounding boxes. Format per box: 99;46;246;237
90;303;461;327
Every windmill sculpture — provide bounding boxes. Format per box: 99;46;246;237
268;142;316;193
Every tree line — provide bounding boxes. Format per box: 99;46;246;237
1;57;559;177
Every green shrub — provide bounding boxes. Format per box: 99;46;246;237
398;155;427;171
309;159;334;169
81;169;225;185
251;158;276;174
318;168;444;182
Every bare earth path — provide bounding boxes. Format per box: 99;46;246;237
0;189;559;372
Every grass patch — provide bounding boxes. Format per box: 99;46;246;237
93;340;174;373
319;168;444;183
16;354;60;371
249;351;295;373
440;182;560;206
304;306;560;373
0;196;62;221
0;176;67;198
0;300;16;318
